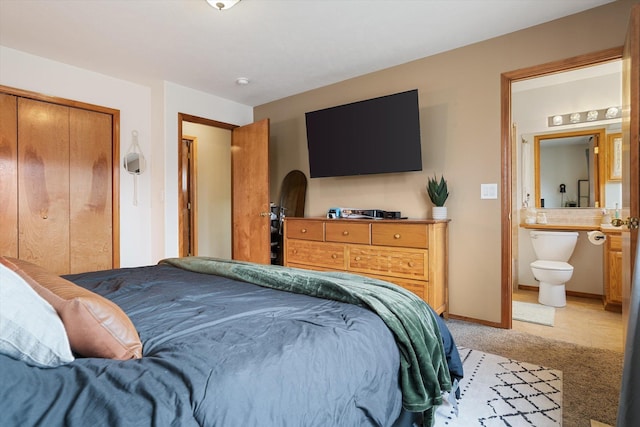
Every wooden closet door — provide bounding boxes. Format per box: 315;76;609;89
18;98;70;274
0;94;18;257
69;108;113;273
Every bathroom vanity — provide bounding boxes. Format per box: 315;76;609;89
602;227;623;312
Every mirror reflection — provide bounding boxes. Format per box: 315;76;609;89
534;128;604;208
124;152;144;175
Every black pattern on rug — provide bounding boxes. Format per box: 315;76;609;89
435;347;562;426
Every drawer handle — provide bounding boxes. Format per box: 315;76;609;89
331;253;337;259
394;233;401;239
342;230;349;236
293;249;298;254
301;228;307;233
355;256;361;261
408;262;415;267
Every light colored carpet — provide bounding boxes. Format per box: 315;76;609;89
445;319;623;426
513;300;555;326
435;347;562;426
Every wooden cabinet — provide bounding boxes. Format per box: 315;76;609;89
0;91;116;275
283;217;449;315
0;93;19;257
603;230;623;312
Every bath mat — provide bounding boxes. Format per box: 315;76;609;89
435;347;563;426
513;301;555;326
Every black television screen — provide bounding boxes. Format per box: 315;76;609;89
305;89;422;178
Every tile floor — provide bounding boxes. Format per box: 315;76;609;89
512;289;624;353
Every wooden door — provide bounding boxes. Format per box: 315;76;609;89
0;93;18;257
179;137;196;257
618;6;640;426
621;4;640;343
69;108;113;273
18;98;70;274
231;119;271;264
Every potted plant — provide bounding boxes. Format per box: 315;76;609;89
427;174;449;219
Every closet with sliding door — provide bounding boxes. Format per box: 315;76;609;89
0;87;119;275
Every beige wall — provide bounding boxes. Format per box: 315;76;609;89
254;1;637;323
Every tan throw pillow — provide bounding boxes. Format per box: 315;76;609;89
0;257;142;360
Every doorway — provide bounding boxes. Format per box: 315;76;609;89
500;47;623;328
178;114;235;258
178;115;272;264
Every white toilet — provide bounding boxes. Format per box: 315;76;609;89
529;230;579;307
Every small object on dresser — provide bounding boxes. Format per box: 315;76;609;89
426;174;448;220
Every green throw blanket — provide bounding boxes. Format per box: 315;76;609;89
159;257;451;425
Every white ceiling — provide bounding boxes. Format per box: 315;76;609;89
0;0;614;107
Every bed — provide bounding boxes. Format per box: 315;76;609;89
0;256;462;427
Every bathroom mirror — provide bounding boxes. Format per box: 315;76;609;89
124;152;144;175
534;128;605;208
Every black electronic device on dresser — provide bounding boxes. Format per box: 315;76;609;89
326;207;403;220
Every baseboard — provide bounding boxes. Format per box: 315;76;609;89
517;284;603;300
449;285;605;329
446;313;504;329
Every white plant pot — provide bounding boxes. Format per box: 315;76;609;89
432;206;447;220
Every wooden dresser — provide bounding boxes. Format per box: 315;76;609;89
283;217;449;316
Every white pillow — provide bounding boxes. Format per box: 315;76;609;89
0;261;74;368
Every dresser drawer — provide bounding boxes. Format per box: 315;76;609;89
348;246;428;281
286;240;346;269
286;220;324;241
286;263;333;273
364;272;427;301
326;222;370;244
371;223;428;249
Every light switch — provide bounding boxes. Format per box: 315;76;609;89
481;183;498;199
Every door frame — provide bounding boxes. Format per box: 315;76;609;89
500;47;623;328
178;113;236;257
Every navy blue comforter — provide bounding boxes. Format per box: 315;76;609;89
0;263;461;427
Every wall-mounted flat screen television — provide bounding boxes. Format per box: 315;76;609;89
305;89;422;178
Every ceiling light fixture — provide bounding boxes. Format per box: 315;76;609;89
569;112;581;123
236;77;249;85
206;0;241;11
547;106;621;127
605;107;619;118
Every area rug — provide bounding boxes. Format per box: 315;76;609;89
435;347;563;426
513;301;555;326
444;319;622;425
